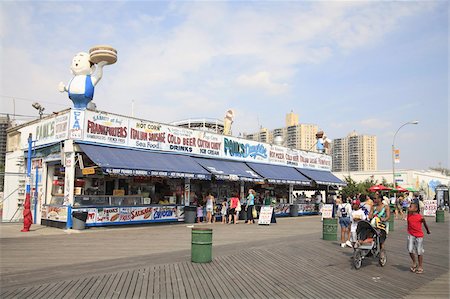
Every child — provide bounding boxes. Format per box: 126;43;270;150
221;201;228;224
350;199;366;248
197;203;204;223
407;199;430;274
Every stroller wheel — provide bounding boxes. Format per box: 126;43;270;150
353;249;363;270
379;249;387;267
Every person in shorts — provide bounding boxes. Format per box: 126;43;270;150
407;199;430;274
336;196;352;248
350;199;366;249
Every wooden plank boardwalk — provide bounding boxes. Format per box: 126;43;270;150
1;218;448;298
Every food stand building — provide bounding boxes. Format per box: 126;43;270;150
3;108;344;228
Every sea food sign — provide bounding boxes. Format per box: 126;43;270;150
223;137;267;161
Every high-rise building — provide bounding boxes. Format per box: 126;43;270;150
332;131;377;172
243;112;320;152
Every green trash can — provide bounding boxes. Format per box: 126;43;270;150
436;209;445;223
323;218;338;241
191;228;212;263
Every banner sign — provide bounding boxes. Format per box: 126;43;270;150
258;206;274;225
72;205;184;225
394;149;400;164
423;200;437;217
19;111;69;149
18;109;331;170
41;205;68;222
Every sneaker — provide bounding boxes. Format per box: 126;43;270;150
346;240;352;248
341;243;346;248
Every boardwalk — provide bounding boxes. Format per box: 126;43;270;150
1;216;449;298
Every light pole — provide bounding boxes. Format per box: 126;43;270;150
392;120;419;189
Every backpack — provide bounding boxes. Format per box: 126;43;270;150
340;203;348;218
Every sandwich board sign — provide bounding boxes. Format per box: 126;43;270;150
322;204;333;219
258;206;273;225
423;200;437;217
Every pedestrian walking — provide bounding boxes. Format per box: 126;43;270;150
407;198;430;274
336;196;352;248
205;192;215;224
369;193;390;258
246;189;256;224
228;193;239;224
221;201;228;224
197;203;204;223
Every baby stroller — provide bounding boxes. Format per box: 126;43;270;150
352;220;387;269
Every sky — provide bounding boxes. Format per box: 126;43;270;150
0;1;448;171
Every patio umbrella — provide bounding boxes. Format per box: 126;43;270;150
368;185;392;192
406;187;418;192
393;185;408;193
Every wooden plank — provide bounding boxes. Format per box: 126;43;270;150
61;278;88;299
195;262;222;299
45;280;72;299
163;264;172;299
172;263;188;299
124;268;140;299
132;268;145;299
180;262;202;299
219;255;258;299
211;258;243;299
81;273;109;299
104;271;126;298
96;273;117;298
2;287;27;299
203;260;235;299
33;282;63;299
167;263;180;299
17;284;49;299
111;270;130;299
141;267;152;299
21;284;48;299
75;275;99;299
152;265;160;299
177;262;196;299
67;277;92;299
118;269;134;299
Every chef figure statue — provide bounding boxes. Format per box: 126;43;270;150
59;45;117;109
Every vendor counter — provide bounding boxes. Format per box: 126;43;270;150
270;203;319;217
42;195;185;228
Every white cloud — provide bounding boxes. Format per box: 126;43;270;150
236;71;288;95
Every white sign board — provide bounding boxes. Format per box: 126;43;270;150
423;200;437;217
258;206;273;225
322;204;334;219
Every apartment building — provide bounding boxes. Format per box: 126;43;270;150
244;112;319;152
332;131;377;172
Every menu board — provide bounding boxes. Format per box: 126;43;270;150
258;206;274;225
423;200;437;217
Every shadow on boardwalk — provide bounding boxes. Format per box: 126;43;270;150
1;216;449;298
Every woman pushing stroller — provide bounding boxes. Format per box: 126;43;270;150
352;194;390;269
368;194;390;257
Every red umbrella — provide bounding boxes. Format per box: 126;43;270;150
393;185;408;193
368;185;392;192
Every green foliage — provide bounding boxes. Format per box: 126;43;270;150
340;176;379;198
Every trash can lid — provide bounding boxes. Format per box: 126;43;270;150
192;228;212;231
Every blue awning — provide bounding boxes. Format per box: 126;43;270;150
296;168;345;186
194;157;264;182
78;143;211;180
246;162;311;186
